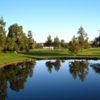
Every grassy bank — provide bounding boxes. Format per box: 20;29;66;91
0;48;100;65
0;53;28;64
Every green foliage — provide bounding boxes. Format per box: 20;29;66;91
68;26;90;55
7;24;27;51
6;24;35;51
28;30;36;49
92;36;100;47
36;43;43;48
45;35;52;48
61;39;67;48
0;17;6;51
53;36;60;49
68;36;79;55
6;37;16;51
77;26;90;49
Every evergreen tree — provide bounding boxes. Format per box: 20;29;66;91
77;26;90;50
53;36;60;49
28;30;36;49
61;39;67;48
92;36;100;47
45;35;52;49
68;36;79;55
0;17;6;51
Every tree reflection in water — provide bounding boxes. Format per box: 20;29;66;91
46;60;61;73
0;69;7;100
90;63;100;75
0;60;100;100
69;60;89;81
0;60;36;100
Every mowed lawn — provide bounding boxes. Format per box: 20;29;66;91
24;48;100;58
0;48;100;64
0;53;28;64
80;48;100;55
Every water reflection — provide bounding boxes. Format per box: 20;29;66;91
46;60;61;73
0;69;7;100
90;63;100;75
45;60;90;81
0;61;36;100
0;60;100;100
69;60;89;81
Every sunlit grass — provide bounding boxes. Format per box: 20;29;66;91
0;48;100;65
0;53;28;64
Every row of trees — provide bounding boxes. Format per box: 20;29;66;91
0;17;100;54
68;27;90;54
0;17;36;52
45;35;68;49
45;26;90;54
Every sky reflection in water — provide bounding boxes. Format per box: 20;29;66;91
0;60;100;100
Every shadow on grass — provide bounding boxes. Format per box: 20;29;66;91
21;51;69;57
20;51;100;60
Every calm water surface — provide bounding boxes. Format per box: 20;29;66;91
0;59;100;100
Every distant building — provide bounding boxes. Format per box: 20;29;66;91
43;46;54;50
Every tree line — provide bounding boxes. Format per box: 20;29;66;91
45;26;90;54
45;27;100;54
0;17;100;54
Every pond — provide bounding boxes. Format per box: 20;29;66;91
0;59;100;100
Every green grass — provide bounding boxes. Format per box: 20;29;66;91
0;53;28;64
0;48;100;65
22;48;100;59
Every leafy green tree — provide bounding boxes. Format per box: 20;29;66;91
92;36;100;47
61;39;67;48
45;35;52;49
6;37;16;51
77;26;90;50
68;36;79;55
0;17;6;51
53;36;60;49
36;43;43;48
19;33;29;51
27;30;36;49
7;24;29;51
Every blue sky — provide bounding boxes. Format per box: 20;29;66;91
0;0;100;42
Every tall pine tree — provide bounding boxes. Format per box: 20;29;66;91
0;17;6;51
77;26;90;50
